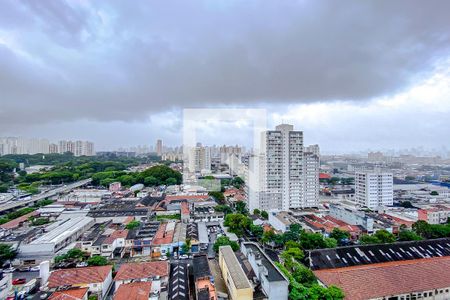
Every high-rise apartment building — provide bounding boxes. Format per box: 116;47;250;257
247;124;319;212
58;140;94;156
355;170;393;209
156;139;163;156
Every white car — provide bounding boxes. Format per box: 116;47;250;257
179;254;189;260
159;256;168;261
30;265;40;271
3;266;16;273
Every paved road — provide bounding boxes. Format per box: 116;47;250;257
0;179;92;213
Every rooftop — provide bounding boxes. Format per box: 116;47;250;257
113;282;152;300
193;255;211;280
169;263;189;300
115;261;169;281
30;217;94;245
0;211;38;230
308;238;450;270
315;256;450;300
219;246;252;290
243;242;286;282
49;288;88;300
47;265;112;288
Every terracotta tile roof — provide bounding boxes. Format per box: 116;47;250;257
47;266;112;288
115;261;169;281
103;229;129;244
49;288;88;300
113;282;152;300
165;195;209;201
151;223;174;245
123;216;134;225
314;257;450;300
1;211;38;229
181;202;190;215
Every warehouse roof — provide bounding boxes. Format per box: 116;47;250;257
308;238;450;270
315;256;450;300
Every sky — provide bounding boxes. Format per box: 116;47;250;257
0;0;449;153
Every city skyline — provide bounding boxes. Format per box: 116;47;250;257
0;1;449;151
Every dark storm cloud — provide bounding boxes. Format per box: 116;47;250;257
0;0;450;129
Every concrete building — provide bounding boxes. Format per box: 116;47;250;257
240;242;289;300
268;211;297;233
58;140;94;156
19;217;95;261
329;203;374;232
156;139;163;156
355;170;393;209
218;246;253;300
418;206;450;224
187;144;212;175
247;124;320;212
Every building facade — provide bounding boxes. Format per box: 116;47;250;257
247;124;320;212
355;170;393;209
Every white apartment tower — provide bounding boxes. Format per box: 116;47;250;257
248;124;319;212
355;170;393;209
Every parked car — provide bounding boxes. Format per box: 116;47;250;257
30;265;40;272
3;266;16;273
76;262;88;268
179;254;189;260
159;256;168;261
12;278;26;285
18;266;31;272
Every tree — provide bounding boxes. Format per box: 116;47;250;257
292;263;316;287
87;256;108;266
253;208;261;215
285;240;302;250
126;220;141;230
214;205;232;215
165;177;177;186
281;247;305;263
213;236;239;252
261;210;269;219
373;229;396;243
209;191;225;204
224;213;251;237
0;244;16;265
249;224;264;239
329;228;351;244
261;230;275;245
399;201;414;208
299;232;328;250
359;234;381;245
235;201;247;214
398;230;422;241
430;191;439;196
182;238;192;254
324;237;338;248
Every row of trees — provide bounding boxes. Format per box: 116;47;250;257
54;248;109;266
91;165;182;188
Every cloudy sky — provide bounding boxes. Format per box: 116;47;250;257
1;0;449;153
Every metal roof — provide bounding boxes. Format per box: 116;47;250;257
308;238;450;270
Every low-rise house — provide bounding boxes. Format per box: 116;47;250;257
114;261;169;290
47;265;113;299
193;255;216;300
151;222;175;257
268;211;297;233
218;246;253;300
49;287;89;300
113;282;154;300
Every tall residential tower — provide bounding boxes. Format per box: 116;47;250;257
246;124;320;212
